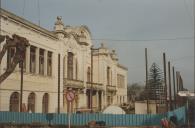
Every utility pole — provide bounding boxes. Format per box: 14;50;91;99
172;66;176;109
176;71;179;93
19;47;26;112
90;46;94;113
193;0;195;96
168;61;172;111
145;48;149;113
163;53;168;112
58;54;60;114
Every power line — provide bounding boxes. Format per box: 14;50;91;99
91;36;194;42
37;0;40;26
22;0;25;17
1;30;193;43
171;56;194;62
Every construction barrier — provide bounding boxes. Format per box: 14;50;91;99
0;106;186;127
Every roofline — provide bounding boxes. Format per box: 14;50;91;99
117;64;128;71
0;8;58;40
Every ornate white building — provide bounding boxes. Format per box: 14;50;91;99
0;8;127;113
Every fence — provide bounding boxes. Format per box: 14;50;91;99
0;106;186;127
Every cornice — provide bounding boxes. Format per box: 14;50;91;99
0;8;58;40
117;64;128;71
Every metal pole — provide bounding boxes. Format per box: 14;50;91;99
163;53;168;112
193;0;195;97
177;72;181;91
172;66;176;109
68;101;71;128
20;60;24;112
90;46;93;113
168;61;172;111
176;71;179;93
145;48;149;113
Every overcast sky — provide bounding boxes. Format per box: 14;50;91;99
1;0;194;91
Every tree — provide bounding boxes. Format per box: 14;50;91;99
127;83;144;102
0;34;29;84
148;62;164;101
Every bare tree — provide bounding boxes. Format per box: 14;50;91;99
0;34;29;84
127;83;144;102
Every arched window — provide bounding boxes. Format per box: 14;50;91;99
42;93;49;113
67;52;73;79
9;92;19;112
28;92;35;113
87;67;91;82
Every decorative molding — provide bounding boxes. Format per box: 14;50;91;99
0;8;58;40
117;64;128;70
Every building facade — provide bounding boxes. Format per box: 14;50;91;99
0;9;127;113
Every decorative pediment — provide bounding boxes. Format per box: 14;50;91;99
69;31;89;46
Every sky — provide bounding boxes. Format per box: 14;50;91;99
1;0;194;91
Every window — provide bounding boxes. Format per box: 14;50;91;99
107;96;111;105
28;92;35;113
87;67;91;82
75;59;78;79
47;52;52;76
117;74;125;88
30;46;36;73
107;67;110;85
42;93;49;113
39;49;44;75
9;92;19;112
110;70;112;85
7;47;15;69
67;52;73;79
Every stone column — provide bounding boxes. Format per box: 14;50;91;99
44;50;48;76
73;56;76;79
64;54;67;78
92;91;97;110
96;91;99;110
25;46;30;73
35;47;39;74
102;91;105;108
63;56;65;78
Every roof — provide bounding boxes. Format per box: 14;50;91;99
178;91;195;97
0;8;58;40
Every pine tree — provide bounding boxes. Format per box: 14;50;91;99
148;62;164;101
